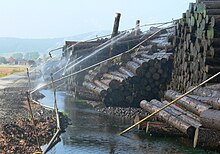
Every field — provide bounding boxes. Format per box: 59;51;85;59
0;65;27;78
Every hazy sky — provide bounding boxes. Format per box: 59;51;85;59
0;0;195;39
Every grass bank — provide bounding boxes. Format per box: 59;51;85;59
0;65;27;78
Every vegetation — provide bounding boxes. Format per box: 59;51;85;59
0;57;7;64
0;65;26;78
12;53;23;60
24;52;40;60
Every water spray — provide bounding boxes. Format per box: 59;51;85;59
30;25;173;94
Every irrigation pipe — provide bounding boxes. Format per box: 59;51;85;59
42;75;61;154
43;129;60;154
30;24;174;94
118;71;220;136
48;19;177;56
31;99;54;110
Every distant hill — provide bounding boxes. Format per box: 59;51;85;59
0;31;110;57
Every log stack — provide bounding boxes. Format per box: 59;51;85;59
171;1;220;92
63;26;171;88
82;52;173;107
140;99;201;138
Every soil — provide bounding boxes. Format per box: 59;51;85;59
0;72;68;153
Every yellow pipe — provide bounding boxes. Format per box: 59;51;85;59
118;71;220;136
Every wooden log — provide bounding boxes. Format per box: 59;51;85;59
205;9;220;15
202;2;220;9
94;80;110;91
152;100;202;128
84;70;100;82
200;109;220;131
206;47;220;58
109;71;129;79
102;73;124;82
109;79;122;90
74;85;101;101
65;41;106;51
188;86;220;97
111;13;121;38
161;100;201;122
121;53;132;63
165;90;212;115
196;127;220;151
83;81;107;97
118;66;135;77
125;61;141;75
188;94;220;109
140;100;196;138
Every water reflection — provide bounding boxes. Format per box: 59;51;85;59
39;90;216;154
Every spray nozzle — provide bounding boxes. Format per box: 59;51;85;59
49;52;52;58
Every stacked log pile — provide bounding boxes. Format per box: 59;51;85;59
140;97;220;151
171;1;220;92
82;51;173;107
63;27;171;87
158;87;220;150
140;99;201;138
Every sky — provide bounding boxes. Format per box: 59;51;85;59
0;0;195;39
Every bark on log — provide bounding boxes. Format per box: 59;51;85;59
83;81;107;97
74;85;101;101
125;61;141;75
165;90;212;115
188;86;220;98
162;100;200;121
109;71;129;79
196;127;220;151
200;109;220;131
188;94;220;109
102;73;124;82
94;80;110;91
118;66;135;77
152;100;201;128
140;100;196;138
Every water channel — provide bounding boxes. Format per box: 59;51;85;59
39;89;216;154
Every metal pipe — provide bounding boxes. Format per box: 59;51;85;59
118;71;220;136
42;129;60;154
31;99;54;110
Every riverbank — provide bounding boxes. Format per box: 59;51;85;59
0;73;68;153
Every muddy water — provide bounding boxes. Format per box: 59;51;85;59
39;90;216;154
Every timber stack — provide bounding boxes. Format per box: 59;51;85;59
83;51;173;107
139;85;220;151
171;0;220;92
63;20;171;88
75;25;174;107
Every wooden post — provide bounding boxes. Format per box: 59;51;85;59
26;92;41;151
111;12;121;38
135;20;140;36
